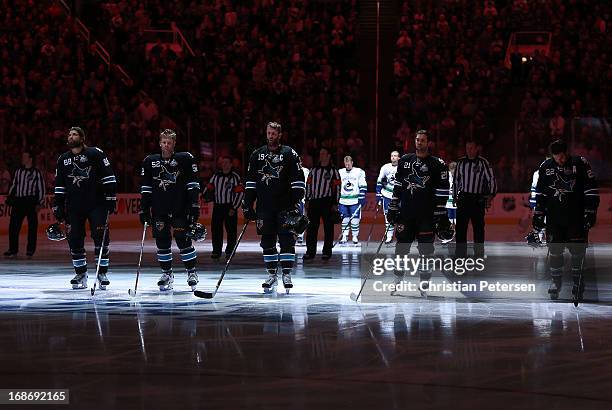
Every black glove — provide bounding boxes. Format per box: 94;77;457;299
532;212;545;231
242;206;256;221
52;205;65;223
188;205;200;226
106;198;117;214
387;199;400;225
435;213;451;232
584;210;596;230
139;208;151;226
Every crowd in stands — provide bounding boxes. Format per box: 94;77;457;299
392;0;610;191
0;0;609;196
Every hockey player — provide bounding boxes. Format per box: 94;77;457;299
387;130;451;293
53;126;117;289
533;139;599;301
242;122;305;292
339;156;367;245
139;129;201;291
376;151;400;244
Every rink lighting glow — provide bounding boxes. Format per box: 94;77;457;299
373;280;536;293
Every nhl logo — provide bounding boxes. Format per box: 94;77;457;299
271;155;281;163
155;221;165;231
80;156;87;163
420;164;428;172
170;159;178;167
396;224;405;233
256;219;264;230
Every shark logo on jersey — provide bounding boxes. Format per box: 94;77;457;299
404;163;429;194
549;173;575;201
67;163;91;187
258;159;283;185
153;165;179;191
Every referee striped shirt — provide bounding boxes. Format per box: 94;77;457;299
305;165;341;202
208;171;244;209
453;156;497;198
9;166;46;204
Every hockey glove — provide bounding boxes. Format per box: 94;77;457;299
242;206;256;221
387;198;401;225
532;212;545;232
52;205;65;223
188;205;200;226
584;210;597;230
376;193;383;206
139;208;151;226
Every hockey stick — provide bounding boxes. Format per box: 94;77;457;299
194;220;250;299
350;224;391;302
332;204;362;248
364;204;381;248
90;211;110;296
128;222;148;297
573;251;586;307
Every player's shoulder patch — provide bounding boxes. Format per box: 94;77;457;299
579;156;589;165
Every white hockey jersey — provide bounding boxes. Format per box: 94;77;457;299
339;167;367;205
376;163;397;200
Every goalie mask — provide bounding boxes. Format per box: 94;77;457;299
280;210;309;235
186;223;207;242
47;223;66;241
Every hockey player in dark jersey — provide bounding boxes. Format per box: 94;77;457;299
53;127;117;289
242;122;306;292
139;129;202;291
387;130;451;294
533;139;600;302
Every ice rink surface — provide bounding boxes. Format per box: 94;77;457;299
1;233;612;409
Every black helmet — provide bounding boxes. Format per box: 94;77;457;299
436;225;455;244
186;223;207;242
525;230;543;248
280;210;309;235
47;223;66;241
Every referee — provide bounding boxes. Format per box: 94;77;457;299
204;156;244;260
303;147;341;260
4;151;46;258
452;141;497;258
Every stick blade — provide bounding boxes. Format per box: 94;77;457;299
194;290;214;299
90;288;95;296
350;292;359;302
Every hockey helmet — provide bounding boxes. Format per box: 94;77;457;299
436;225;455;244
186;223;207;242
47;223;66;241
281;210;309;235
525;230;543;248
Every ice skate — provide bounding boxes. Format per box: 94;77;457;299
384;235;393;245
187;271;199;291
339;236;348;245
282;273;293;294
548;277;562;300
296;235;305;246
419;280;429;297
96;272;110;290
70;272;88;290
352;237;360;246
262;273;278;294
390;273;403;296
157;271;174;291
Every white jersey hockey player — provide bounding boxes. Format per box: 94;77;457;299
376;151;399;243
339;156;367;244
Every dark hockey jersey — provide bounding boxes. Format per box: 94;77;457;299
392;153;449;219
244;144;305;216
54;147;117;212
534;156;599;226
140;152;200;216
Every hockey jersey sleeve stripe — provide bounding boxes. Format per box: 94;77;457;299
54;187;66;193
245;182;256;189
105;196;117;201
101;175;115;181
